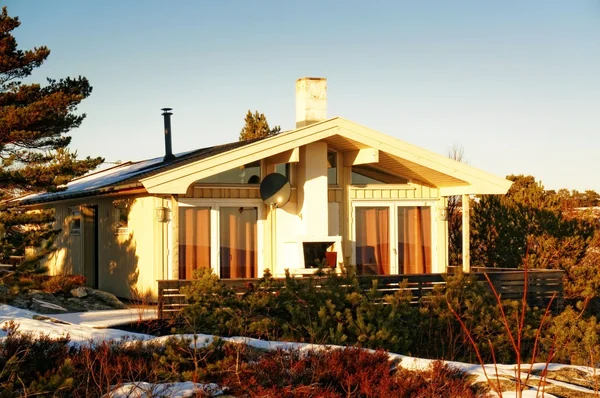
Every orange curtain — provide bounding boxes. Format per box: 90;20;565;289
220;207;257;279
398;207;431;274
178;207;210;279
355;207;390;275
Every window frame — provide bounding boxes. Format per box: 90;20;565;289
327;150;339;187
195;161;262;185
350;200;438;274
69;206;81;236
113;202;130;235
178;198;264;278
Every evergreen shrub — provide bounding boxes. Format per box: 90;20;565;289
180;268;555;363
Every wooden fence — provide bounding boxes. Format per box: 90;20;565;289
157;268;564;320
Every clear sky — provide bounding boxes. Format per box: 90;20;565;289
5;1;600;192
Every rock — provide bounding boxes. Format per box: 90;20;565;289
32;314;70;324
32;298;68;312
29;292;70;314
9;295;30;310
70;286;88;298
0;284;10;298
87;289;126;309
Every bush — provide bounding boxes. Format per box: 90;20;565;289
0;327;490;397
0;273;86;299
180;268;573;365
0;322;73;397
221;346;488;397
181;268;520;362
546;305;600;366
41;274;86;294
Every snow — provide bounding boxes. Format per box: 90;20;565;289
0;304;150;344
47;308;157;328
1;303;598;396
15;156;165;204
103;381;224;398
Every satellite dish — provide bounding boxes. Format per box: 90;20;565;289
260;173;291;207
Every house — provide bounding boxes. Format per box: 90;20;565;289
13;77;512;300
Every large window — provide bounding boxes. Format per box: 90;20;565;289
351;165;408;185
397;207;432;274
219;207;258;278
179;207;211;279
196;161;261;184
355;207;390;275
354;203;433;275
178;202;261;279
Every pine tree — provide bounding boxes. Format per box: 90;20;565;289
239;110;281;141
0;7;103;266
470;174;597;298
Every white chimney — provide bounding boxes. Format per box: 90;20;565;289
295;77;327;128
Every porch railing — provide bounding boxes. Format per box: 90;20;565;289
157;268;564;320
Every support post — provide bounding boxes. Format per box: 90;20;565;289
462;194;470;273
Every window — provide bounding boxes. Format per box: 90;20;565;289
113;200;132;234
275;163;290;180
397;207;432;274
219;207;258;278
327;151;337;185
69;207;81;235
196;161;261;184
353;203;434;275
178;201;261;280
179;207;211;279
351;165;408;185
354;207;390;275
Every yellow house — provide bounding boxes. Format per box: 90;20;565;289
15;78;511;300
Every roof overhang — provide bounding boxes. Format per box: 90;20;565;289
141;117;512;196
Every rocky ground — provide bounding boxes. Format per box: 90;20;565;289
0;284;126;314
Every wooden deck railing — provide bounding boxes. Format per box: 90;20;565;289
157;268;564;320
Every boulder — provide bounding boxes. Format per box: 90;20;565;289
70;286;88;298
87;289;127;309
29;292;69;314
0;284;10;298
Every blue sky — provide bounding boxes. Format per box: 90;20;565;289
5;1;600;192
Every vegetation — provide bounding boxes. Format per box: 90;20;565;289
449;174;599;300
239;110;281;141
0;325;486;397
0;7;103;268
0;274;85;302
178;268;600;366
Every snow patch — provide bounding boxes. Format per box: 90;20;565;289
103;381;224;398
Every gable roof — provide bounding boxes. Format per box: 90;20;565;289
141;117;512;196
13;116;511;206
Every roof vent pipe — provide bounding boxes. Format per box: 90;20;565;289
161;108;175;162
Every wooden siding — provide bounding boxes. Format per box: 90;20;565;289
350;184;439;200
184;185;299;205
41;195;168;300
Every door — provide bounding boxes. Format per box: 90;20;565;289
354;206;390;275
178;206;211;279
82;205;99;289
353;202;435;275
219;206;258;279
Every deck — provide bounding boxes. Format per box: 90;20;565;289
157;267;564;320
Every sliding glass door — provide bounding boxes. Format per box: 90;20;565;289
354;207;390;275
178;207;211;279
354;203;434;275
219;207;258;279
397;206;432;274
178;201;261;279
